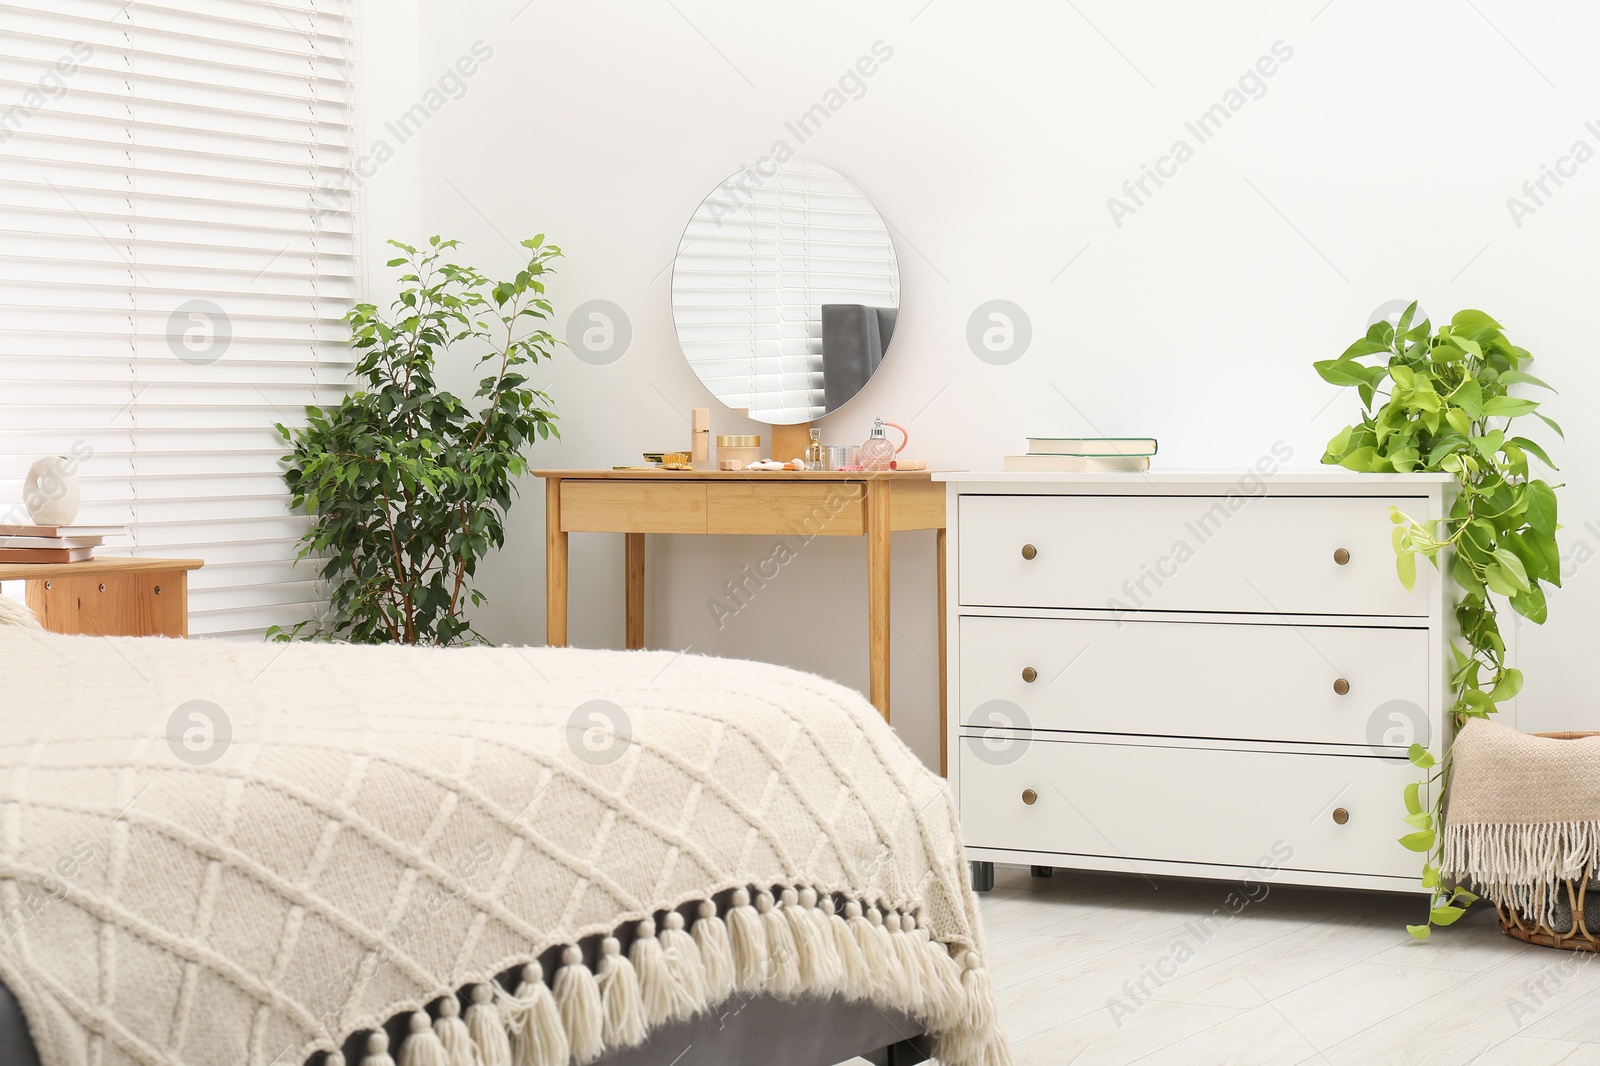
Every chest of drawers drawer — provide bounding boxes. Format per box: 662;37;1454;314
957;494;1431;616
958;615;1430;748
958;736;1419;879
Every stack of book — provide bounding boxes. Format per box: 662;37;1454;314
0;523;125;564
1003;437;1159;472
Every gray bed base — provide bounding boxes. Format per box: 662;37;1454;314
0;977;928;1066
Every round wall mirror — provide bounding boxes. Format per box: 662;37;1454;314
671;161;900;425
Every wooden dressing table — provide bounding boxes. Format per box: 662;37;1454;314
534;468;947;768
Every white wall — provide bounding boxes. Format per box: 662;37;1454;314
383;0;1600;767
355;0;424;296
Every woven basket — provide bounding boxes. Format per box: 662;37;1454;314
1494;731;1600;951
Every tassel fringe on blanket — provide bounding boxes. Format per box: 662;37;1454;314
315;885;1008;1066
1442;821;1600;929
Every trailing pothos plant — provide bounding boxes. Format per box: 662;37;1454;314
1316;303;1561;940
271;235;562;645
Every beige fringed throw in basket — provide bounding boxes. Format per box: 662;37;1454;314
0;627;1010;1066
1443;718;1600;933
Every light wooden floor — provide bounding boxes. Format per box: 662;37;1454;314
970;863;1600;1065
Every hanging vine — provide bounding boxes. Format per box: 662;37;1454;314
1315;303;1561;938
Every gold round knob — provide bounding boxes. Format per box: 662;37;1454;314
1021;789;1038;805
1333;548;1351;565
1333;678;1350;695
1021;667;1038;683
1021;543;1038;561
1332;807;1349;825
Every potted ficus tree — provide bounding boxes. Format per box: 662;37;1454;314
1315;302;1562;938
273;235;562;645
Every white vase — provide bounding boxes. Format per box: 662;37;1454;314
24;455;81;526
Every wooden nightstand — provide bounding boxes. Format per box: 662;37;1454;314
0;557;204;638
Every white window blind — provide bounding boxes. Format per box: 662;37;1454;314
0;0;357;637
673;161;899;423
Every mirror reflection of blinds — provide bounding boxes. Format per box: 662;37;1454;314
0;0;356;637
674;164;898;423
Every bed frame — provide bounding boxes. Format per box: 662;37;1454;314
0;979;929;1066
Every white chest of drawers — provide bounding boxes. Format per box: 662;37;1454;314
936;470;1454;894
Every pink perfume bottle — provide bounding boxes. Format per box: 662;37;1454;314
861;418;899;471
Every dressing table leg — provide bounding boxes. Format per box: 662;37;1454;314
625;532;645;650
546;477;568;647
866;480;891;720
937;525;948;777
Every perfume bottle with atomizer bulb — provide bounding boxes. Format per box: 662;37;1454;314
861;418;895;471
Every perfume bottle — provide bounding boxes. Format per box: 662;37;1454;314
861;418;895;472
805;427;823;471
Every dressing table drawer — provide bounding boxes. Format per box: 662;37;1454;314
958;615;1430;748
957;493;1430;616
560;481;708;533
957;737;1418;879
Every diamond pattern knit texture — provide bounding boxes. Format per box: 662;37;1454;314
0;628;1007;1066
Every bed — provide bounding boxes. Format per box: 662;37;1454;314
0;612;1008;1066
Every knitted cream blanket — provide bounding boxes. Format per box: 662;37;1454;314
1443;717;1600;922
0;627;1009;1066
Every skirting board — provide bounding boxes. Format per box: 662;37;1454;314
966;847;1431;895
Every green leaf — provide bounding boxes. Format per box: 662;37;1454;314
1511;582;1549;624
1470;429;1506;462
1451;308;1502;335
1536;412;1565;439
1482;396;1539;417
1339;337;1393;360
1326;425;1353;457
1430;905;1466;926
1508;436;1557;470
1404;783;1423;816
1403;811;1433;830
1400;830;1437;852
1421;863;1441;889
1315;359;1375;387
1488;667;1525;703
1406;923;1432;940
1409;744;1436;769
1493;548;1531;591
1338;447;1380;473
1395;300;1419;336
1525;480;1558;535
1396;549;1417;591
1499;370;1555;391
1523;529;1562;589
